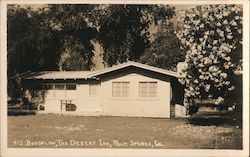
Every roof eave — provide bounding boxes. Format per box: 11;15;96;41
86;61;179;78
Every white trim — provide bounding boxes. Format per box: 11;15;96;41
111;81;130;98
138;81;158;98
85;61;178;78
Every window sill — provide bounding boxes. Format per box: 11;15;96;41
109;97;133;101
136;97;160;101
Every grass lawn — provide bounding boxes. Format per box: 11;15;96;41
8;114;242;149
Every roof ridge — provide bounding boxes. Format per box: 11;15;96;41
86;61;178;78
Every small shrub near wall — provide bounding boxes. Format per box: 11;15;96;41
22;88;46;110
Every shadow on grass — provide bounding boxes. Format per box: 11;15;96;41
8;109;36;116
188;117;242;128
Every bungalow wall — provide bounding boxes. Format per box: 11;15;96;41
101;73;171;118
76;82;101;115
98;67;172;118
24;67;174;118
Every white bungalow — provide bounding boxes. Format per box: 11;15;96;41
24;61;184;118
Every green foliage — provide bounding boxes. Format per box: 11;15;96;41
41;4;98;71
8;4;176;73
8;5;62;77
8;4;177;73
140;22;185;71
59;51;91;71
97;5;175;67
7;4;98;77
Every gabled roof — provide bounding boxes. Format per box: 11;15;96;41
86;61;178;78
25;61;178;80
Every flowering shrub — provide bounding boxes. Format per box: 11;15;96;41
176;5;242;108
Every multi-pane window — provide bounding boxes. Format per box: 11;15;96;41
112;82;130;97
43;84;77;99
89;83;100;96
66;84;76;90
55;84;65;90
44;84;77;90
138;82;157;97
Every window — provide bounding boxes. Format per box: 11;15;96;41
55;84;65;90
66;84;76;90
44;83;77;99
89;84;100;96
139;82;157;97
112;82;130;97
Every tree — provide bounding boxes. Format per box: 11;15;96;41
8;4;176;72
176;5;242;108
139;22;185;71
7;4;98;101
8;4;99;74
97;4;175;67
8;5;40;77
58;49;91;71
7;5;61;77
46;4;98;70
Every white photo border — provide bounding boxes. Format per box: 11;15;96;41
1;0;249;157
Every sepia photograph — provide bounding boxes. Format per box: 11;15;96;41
1;0;249;157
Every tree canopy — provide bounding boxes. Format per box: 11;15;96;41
139;22;185;71
7;4;98;76
7;4;176;77
46;4;98;71
97;4;175;67
7;5;61;77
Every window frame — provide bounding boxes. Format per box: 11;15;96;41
138;81;158;98
55;84;65;90
43;83;77;99
66;84;77;90
112;81;130;97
